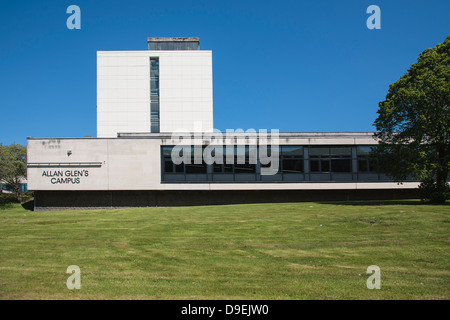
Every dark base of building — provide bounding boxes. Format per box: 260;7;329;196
33;189;419;211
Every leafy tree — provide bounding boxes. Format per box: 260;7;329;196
373;35;450;203
0;143;27;202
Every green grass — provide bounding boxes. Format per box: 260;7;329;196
0;200;448;299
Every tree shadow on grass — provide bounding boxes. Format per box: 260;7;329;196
21;199;34;211
317;199;449;206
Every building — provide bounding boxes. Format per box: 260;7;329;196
27;38;419;210
97;37;213;137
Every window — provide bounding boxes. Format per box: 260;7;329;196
150;58;160;133
162;146;178;173
212;147;230;173
185;146;207;174
162;146;207;174
357;146;378;172
281;146;303;173
234;146;256;174
211;146;256;174
309;146;352;173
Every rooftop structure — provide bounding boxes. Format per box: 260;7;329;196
147;37;200;50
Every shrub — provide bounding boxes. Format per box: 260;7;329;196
418;178;450;204
0;193;20;206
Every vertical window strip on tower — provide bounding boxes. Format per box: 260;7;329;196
150;57;160;133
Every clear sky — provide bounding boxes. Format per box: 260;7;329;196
0;0;449;145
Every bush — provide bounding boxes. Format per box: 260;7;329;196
418;178;450;203
21;192;34;203
0;194;20;205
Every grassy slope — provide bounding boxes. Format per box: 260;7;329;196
0;200;448;299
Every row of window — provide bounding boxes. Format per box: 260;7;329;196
162;145;378;175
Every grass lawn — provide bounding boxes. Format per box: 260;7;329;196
0;200;448;300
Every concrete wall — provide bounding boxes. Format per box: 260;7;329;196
97;50;213;137
27;138;162;191
27;134;420;193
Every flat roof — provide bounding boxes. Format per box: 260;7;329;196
27;132;377;140
147;37;199;42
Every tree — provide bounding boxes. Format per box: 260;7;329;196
0;143;27;202
373;35;450;203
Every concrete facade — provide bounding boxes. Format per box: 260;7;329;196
97;50;213;137
27;133;420;192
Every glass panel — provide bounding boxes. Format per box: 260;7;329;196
310;160;320;172
357;145;375;155
151;124;160;133
359;158;377;172
164;160;174;173
162;146;173;157
368;160;377;172
175;164;184;173
358;159;368;172
282;159;303;173
331;159;352;172
150;57;160;133
321;159;330;172
150;78;159;91
281;146;303;157
330;147;351;156
186;163;207;174
235;163;256;173
309;147;330;157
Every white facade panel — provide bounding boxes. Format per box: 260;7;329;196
27;135;419;192
97;50;213;138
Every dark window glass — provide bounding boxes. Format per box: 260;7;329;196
357;146;378;172
358;159;368;172
234;163;256;174
213;163;222;173
331;159;352;172
321;159;330;172
309;146;352;173
186;162;207;174
282;159;303;173
281;146;303;157
162;146;173;157
310;160;320;172
330;147;351;156
358;158;378;172
175;164;184;173
309;147;330;157
368;160;377;172
357;146;375;156
164;160;173;173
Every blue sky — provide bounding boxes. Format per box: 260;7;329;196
0;0;449;145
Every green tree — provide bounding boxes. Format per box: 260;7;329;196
373;35;450;203
0;143;27;202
